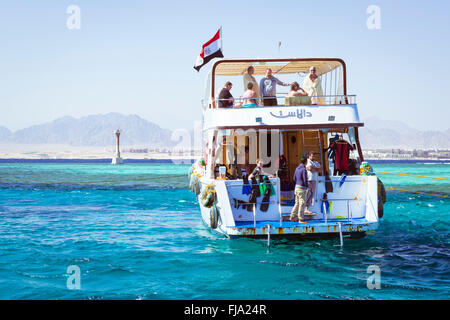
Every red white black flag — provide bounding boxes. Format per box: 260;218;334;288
194;28;223;71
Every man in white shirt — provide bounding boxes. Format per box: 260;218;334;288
243;66;259;100
302;66;325;105
305;151;321;213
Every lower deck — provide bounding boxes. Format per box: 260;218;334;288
225;217;377;238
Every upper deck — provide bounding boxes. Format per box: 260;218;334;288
202;58;362;131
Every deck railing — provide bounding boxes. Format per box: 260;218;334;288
212;94;356;109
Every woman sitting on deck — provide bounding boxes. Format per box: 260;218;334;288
288;82;308;97
286;82;310;106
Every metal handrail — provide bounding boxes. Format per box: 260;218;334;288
212;94;356;108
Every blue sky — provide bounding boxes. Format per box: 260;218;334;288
0;0;449;132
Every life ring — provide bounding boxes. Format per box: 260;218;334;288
210;203;219;229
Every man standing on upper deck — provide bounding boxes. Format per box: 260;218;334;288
303;66;325;105
243;66;259;104
259;68;290;106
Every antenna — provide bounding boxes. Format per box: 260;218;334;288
278;41;281;56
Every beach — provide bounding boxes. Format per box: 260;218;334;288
0;144;200;160
0;144;447;162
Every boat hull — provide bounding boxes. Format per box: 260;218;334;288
199;209;378;239
225;219;377;239
195;174;380;240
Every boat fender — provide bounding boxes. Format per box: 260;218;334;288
189;173;196;192
201;192;213;207
200;184;216;208
210;203;219;229
195;177;201;195
378;201;384;219
325;171;333;193
377;178;386;219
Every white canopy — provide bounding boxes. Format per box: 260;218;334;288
213;59;343;77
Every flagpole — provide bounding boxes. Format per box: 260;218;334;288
220;26;223;55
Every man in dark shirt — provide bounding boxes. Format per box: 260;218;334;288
218;81;234;108
290;157;308;223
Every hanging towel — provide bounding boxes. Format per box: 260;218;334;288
321;200;330;214
339;173;347;187
327;135;339;160
332;141;354;173
251;177;261;197
259;175;276;196
321;193;330;214
260;186;271;212
242;174;251;195
247;177;260;212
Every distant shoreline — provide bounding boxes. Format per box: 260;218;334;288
0;158;195;164
0;158;449;164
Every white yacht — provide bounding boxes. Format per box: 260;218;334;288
189;58;384;240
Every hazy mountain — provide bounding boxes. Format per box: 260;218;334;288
4;113;177;147
1;114;448;149
360;116;450;149
0;126;12;141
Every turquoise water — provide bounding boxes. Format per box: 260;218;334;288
0;162;448;300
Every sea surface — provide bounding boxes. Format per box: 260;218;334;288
0;160;448;300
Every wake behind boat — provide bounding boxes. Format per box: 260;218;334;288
189;58;385;241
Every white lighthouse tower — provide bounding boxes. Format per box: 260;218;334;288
111;129;124;165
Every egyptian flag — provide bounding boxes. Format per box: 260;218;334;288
194;28;223;71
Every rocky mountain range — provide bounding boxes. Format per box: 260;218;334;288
358;116;450;149
0;114;448;149
0;113;176;147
